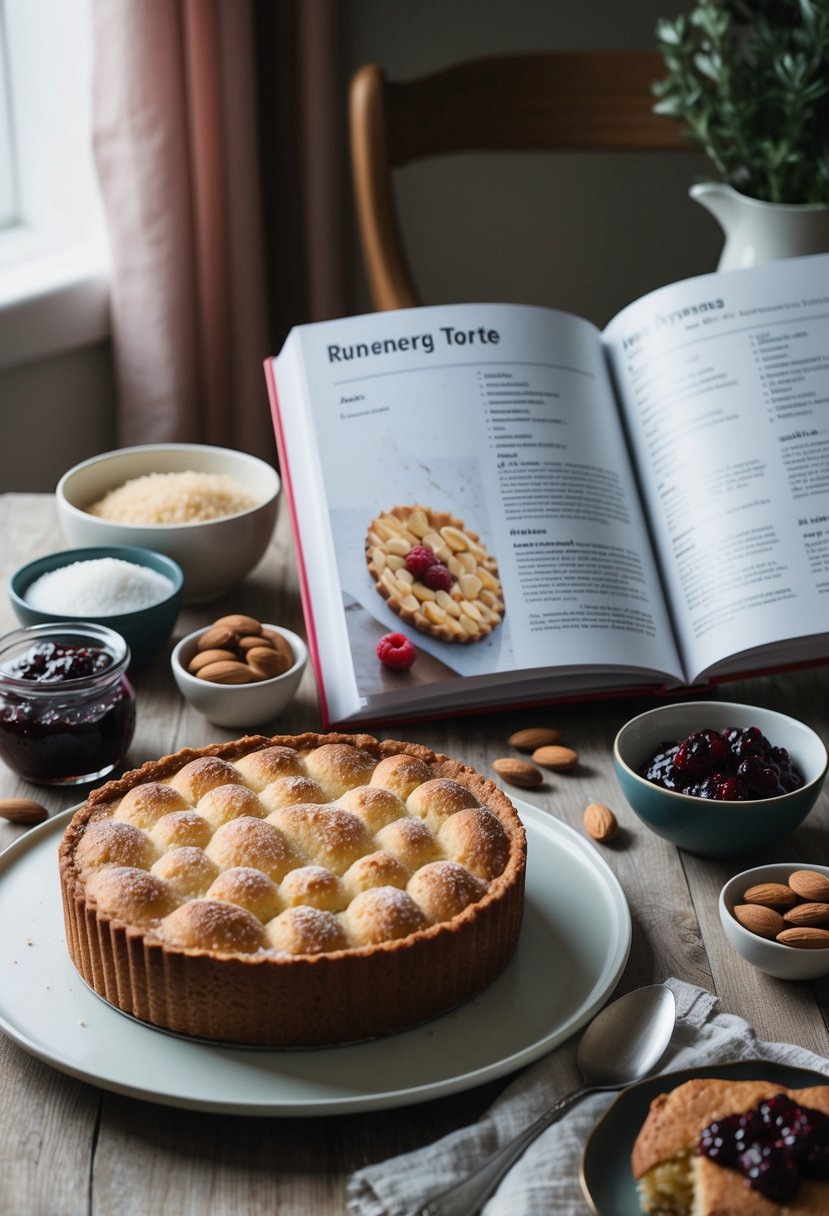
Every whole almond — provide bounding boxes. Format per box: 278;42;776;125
262;630;296;667
246;646;292;679
508;727;562;753
238;634;274;652
788;870;829;903
783;902;829;928
776;927;829;949
742;882;798;909
197;625;239;652
188;648;239;674
212;614;262;635
532;744;578;772
196;660;257;685
733;904;786;939
0;797;48;826
492;758;543;788
583;803;618;843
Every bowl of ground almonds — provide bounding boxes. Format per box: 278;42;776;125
56;444;280;603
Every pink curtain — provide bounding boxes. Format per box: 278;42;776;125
91;0;347;461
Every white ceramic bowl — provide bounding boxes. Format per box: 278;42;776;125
171;623;307;729
56;444;280;603
720;862;829;980
614;700;828;857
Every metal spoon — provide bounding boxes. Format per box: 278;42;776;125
414;983;677;1216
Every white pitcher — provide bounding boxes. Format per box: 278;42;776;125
690;181;829;270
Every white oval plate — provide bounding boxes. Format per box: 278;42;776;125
0;799;630;1115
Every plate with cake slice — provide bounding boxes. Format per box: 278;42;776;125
581;1059;829;1215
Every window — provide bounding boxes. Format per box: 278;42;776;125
0;0;109;367
0;8;16;228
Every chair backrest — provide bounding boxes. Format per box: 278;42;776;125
349;52;691;311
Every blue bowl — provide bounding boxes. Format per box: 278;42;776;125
613;701;828;858
9;545;184;670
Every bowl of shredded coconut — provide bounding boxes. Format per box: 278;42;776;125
56;444;280;602
10;546;184;669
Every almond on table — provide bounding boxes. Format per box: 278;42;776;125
583;803;618;843
507;727;562;752
532;745;578;772
492;758;543;788
0;798;48;825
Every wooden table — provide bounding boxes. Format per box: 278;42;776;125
2;492;829;1216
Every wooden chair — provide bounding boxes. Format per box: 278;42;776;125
349;52;691;311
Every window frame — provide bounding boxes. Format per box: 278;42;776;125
0;6;16;228
0;0;110;372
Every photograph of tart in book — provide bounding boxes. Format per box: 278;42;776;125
365;504;505;643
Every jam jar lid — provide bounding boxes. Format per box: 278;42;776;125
0;621;131;693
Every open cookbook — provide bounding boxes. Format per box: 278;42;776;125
264;252;829;728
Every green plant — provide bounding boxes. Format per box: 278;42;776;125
653;0;829;204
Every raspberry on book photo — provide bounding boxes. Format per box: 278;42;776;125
376;632;418;671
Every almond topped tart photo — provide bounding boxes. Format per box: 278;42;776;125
58;732;526;1048
365;504;505;642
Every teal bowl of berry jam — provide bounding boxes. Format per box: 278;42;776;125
613;701;828;858
0;622;136;786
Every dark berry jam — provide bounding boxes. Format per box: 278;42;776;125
9;641;113;683
0;625;136;786
700;1093;829;1201
641;727;804;800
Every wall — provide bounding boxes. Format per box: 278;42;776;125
345;0;722;325
0;342;117;493
1;0;722;494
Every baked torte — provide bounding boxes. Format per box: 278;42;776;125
59;732;526;1047
365;504;504;642
632;1077;829;1215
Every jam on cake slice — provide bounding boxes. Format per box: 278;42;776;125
365;504;505;643
632;1077;829;1215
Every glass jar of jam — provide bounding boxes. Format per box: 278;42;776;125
0;623;136;786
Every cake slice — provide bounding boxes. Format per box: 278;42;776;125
631;1078;829;1215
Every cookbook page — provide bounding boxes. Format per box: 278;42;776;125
604;252;829;682
271;302;684;724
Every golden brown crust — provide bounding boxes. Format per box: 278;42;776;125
59;731;526;1048
632;1078;829;1216
365;504;505;643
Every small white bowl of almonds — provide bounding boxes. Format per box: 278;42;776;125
171;613;307;728
720;863;829;980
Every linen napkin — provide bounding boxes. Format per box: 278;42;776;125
347;978;829;1216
